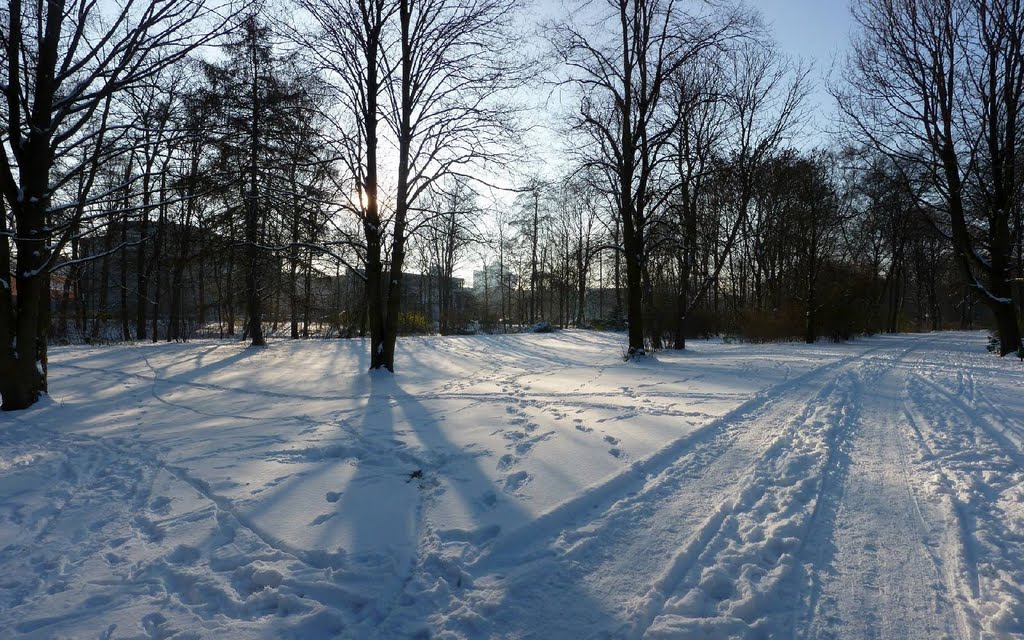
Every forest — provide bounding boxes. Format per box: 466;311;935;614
2;0;1023;410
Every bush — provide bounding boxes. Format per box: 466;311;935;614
738;307;804;343
527;320;556;333
397;312;433;335
597;307;627;331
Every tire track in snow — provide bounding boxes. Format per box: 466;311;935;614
475;344;884;569
794;346;960;640
632;352;890;639
405;344;888;639
900;361;1024;638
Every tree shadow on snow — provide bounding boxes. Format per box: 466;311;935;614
333;373;622;638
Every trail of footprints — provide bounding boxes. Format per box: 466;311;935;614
494;373;628;492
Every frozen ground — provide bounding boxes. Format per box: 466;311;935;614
1;331;1022;639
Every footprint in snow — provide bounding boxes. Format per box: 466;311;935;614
149;496;171;515
478;490;498;510
575;424;594;433
132;515;164;543
497;454;515;471
166;545;201;566
604;435;620;445
310;513;337;526
504;471;530;492
141;612;172;640
325;491;341;503
514;440;534;455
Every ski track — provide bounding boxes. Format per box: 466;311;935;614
794;344;960;640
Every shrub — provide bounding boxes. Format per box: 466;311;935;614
527;321;555;333
738;307;804;343
397;312;433;335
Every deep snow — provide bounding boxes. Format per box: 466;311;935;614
0;331;1022;639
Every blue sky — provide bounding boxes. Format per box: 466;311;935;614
757;0;852;65
756;0;853;126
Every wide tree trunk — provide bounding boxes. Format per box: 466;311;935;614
2;144;51;410
365;232;386;369
621;209;645;356
0;197;18;407
623;248;645;355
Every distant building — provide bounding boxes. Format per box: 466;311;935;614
314;267;469;333
49;219;474;338
9;274;75;301
472;263;517;294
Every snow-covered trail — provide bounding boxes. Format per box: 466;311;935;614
376;335;1023;639
1;331;1022;639
400;342;920;638
899;345;1024;639
797;343;959;640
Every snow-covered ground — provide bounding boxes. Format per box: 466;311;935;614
1;331;1022;639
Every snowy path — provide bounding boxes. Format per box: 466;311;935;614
1;332;1022;638
405;344;918;638
797;344;958;640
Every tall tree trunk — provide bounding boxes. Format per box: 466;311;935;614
0;195;16;406
377;0;414;372
289;173;300;339
530;189;539;323
245;44;266;347
575;245;586;327
120;217;131;341
622;219;645;355
303;246;313;337
673;253;688;350
3;144;52;409
91;218;114;340
150;175;167;342
136;174;150;340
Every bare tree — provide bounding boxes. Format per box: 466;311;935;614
666;54;728;348
0;0;231;409
838;0;1024;355
420;178;478;333
552;0;751;356
296;0;524;370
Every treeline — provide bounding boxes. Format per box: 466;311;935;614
461;149;968;344
2;0;1022;410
